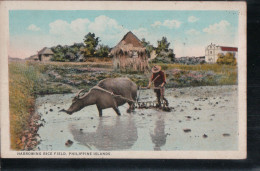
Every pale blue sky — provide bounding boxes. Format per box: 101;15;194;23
9;10;239;58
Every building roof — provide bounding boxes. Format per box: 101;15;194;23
38;47;54;55
120;31;143;47
26;54;38;60
30;54;39;59
111;31;145;54
220;46;238;52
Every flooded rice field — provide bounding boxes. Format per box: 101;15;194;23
36;85;238;151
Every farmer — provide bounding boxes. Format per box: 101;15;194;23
147;65;169;108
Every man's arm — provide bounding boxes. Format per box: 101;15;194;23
147;74;154;88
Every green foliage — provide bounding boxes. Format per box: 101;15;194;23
49;33;110;62
153;37;175;63
83;32;100;57
141;38;154;58
217;52;237;66
51;43;85;62
50;32;103;61
95;45;110;57
156;37;170;55
51;45;65;62
70;43;84;55
141;38;149;47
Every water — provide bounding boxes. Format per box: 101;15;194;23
36;85;238;151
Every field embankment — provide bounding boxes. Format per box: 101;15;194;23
9;62;41;150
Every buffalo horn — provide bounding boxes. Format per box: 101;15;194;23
59;109;67;113
75;89;85;98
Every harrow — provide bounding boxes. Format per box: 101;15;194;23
135;87;172;112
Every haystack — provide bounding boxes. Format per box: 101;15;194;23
111;31;149;72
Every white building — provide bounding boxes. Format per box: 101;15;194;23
205;43;238;63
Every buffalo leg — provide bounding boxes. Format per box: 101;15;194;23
97;106;103;117
127;102;134;113
113;107;121;116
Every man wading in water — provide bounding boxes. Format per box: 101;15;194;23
147;65;169;108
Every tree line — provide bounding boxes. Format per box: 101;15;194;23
50;32;175;62
51;33;110;62
50;32;235;66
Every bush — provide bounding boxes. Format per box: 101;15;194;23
217;52;237;66
95;45;110;57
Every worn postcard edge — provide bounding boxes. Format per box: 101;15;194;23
0;1;247;159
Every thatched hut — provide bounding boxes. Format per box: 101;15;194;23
111;31;149;72
38;47;54;61
26;54;39;61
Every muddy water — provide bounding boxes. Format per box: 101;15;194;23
36;85;238;151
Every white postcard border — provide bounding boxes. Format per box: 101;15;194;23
0;1;247;159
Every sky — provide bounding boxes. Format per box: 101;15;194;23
9;10;239;58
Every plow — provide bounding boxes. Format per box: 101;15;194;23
134;87;172;112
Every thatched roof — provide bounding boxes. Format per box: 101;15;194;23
38;47;54;55
111;31;146;54
26;54;39;60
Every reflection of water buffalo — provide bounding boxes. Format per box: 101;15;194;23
61;77;137;117
150;115;168;151
70;116;138;150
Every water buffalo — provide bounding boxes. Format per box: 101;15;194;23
61;77;137;117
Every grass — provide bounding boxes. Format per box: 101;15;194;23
9;62;41;150
151;63;237;86
84;57;112;63
152;63;237;73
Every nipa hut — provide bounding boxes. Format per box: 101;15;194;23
110;31;149;72
38;47;54;61
26;54;39;61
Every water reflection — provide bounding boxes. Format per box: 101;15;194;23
70;116;138;151
150;114;168;151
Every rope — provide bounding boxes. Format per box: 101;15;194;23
151;74;160;84
83;85;169;109
91;86;136;103
139;87;163;90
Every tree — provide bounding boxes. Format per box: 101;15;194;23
141;38;154;58
95;45;110;57
216;53;225;64
153;37;175;63
217;52;237;65
141;38;149;47
72;43;84;49
156;37;170;55
83;32;100;57
51;45;66;62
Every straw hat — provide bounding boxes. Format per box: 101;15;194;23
151;65;161;73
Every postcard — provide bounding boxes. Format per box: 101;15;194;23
0;1;246;159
